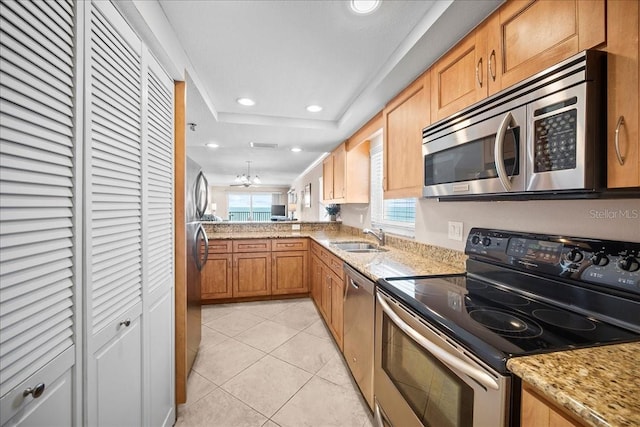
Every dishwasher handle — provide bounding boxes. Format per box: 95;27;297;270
343;263;374;301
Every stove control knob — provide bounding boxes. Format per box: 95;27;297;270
482;237;492;247
471;235;481;245
618;256;640;272
591;252;609;267
566;249;584;263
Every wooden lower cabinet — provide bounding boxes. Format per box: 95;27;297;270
201;254;233;299
233;252;272;298
272;251;309;295
521;383;583;427
310;243;345;350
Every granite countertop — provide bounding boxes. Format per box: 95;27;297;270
507;342;640;427
208;230;467;281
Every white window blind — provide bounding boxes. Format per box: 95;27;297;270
0;0;76;397
88;1;143;334
370;140;416;237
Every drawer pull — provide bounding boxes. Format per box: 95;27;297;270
120;319;131;327
23;383;45;398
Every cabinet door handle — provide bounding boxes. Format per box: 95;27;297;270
488;49;496;82
615;116;626;165
476;57;483;88
120;318;131;327
23;383;45;398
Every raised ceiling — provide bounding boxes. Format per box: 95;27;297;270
159;0;502;186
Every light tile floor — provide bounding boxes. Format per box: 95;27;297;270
176;298;374;427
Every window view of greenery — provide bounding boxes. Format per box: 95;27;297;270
228;193;273;221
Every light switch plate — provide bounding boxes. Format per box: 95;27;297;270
291;224;301;230
448;221;463;241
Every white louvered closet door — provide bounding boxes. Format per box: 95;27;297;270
0;0;77;425
142;51;175;427
85;1;143;426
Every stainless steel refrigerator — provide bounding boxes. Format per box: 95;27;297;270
185;157;209;373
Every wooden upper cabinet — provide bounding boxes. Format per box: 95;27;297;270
431;31;487;122
605;0;639;188
384;71;430;199
323;151;335;201
496;0;605;89
333;143;346;200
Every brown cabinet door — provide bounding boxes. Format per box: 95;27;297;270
329;270;344;350
323;155;334;201
496;0;605;89
521;383;582;427
271;251;308;295
383;71;430;199
431;32;486;122
201;254;233;300
320;266;332;320
333;143;346;200
233;252;271;297
605;0;639;188
310;254;323;307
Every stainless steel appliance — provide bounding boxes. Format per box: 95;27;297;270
186;157;209;373
375;228;640;427
423;50;605;199
343;263;375;410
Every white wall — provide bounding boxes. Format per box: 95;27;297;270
416;197;640;251
291;161;325;221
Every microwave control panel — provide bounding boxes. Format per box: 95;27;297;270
533;108;577;173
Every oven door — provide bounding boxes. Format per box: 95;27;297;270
374;291;511;427
423;106;526;198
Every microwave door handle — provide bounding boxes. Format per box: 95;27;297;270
377;293;499;391
494;112;516;192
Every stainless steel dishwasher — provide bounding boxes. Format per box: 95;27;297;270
343;263;375;410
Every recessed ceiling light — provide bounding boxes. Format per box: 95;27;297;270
291;147;302;153
237;97;256;106
350;0;380;14
206;142;219;149
306;105;323;113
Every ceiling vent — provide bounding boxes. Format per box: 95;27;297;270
250;142;278;149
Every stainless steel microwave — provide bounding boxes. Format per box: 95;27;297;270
422;50;606;199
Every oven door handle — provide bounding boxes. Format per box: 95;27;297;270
494;111;516;192
377;293;499;391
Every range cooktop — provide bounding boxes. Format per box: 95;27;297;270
377;229;640;372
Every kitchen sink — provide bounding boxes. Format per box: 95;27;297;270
331;241;388;253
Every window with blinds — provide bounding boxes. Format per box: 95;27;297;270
88;2;143;334
370;140;416;237
0;0;76;397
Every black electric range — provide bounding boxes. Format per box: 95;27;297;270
377;228;640;373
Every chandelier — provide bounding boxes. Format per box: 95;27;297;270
234;161;261;186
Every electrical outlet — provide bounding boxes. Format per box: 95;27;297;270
448;221;463;241
291;224;301;231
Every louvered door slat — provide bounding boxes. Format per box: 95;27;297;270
0;0;75;399
144;64;173;297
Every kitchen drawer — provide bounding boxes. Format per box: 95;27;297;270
233;239;271;253
310;241;322;257
327;253;344;278
272;238;308;251
208;240;232;254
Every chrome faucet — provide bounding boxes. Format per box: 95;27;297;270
363;228;385;246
